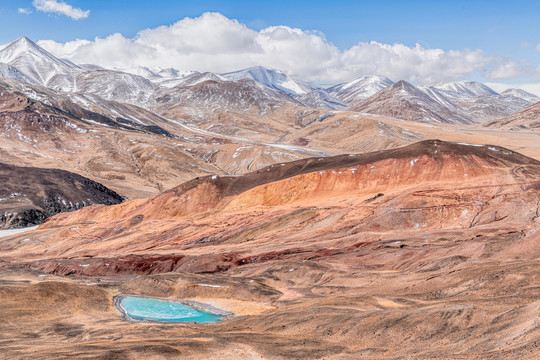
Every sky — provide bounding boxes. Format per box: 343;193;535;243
1;0;540;93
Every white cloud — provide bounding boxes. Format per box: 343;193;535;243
339;43;491;84
18;8;32;14
36;12;522;84
38;38;92;58
33;0;89;20
485;60;534;80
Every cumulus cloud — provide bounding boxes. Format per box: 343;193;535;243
36;12;521;84
33;0;89;20
339;43;491;84
485;60;534;80
18;8;32;14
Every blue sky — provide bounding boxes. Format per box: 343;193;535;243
1;0;540;92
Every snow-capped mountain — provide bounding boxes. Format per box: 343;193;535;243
425;81;498;99
327;75;394;105
0;38;159;108
353;80;474;124
299;89;347;110
150;71;225;89
487;100;540;130
418;81;500;112
221;66;320;96
420;81;540;122
0;76;174;138
119;66;198;86
170;72;226;87
0;36;538;124
118;66;162;80
154;78;301;114
501;88;540;105
0;37;80;86
71;70;157;106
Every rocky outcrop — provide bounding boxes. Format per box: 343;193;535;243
0;162;123;228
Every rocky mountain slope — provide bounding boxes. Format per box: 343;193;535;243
298;89;347;110
5;139;539;264
221;66;320;96
487;101;540;130
0;77;332;200
420;81;540;123
327;75;394;104
154;78;301;115
0;162;123;228
352;80;475;124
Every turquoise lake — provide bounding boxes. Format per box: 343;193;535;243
119;296;223;323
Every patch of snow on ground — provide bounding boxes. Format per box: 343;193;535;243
0;225;38;238
455;142;483;147
197;284;229;288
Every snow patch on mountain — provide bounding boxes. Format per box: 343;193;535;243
299;90;347;110
0;62;39;85
419;81;540;122
327;75;393;105
221;66;320;96
501;88;539;104
422;81;499;100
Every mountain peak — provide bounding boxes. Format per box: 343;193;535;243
501;88;539;100
326;75;394;105
16;36;34;44
394;79;413;87
428;80;499;98
341;75;392;89
352;79;475;124
392;80;423;95
1;37;45;58
0;36;72;65
0;36;80;85
221;66;319;96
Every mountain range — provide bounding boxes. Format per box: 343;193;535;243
0;37;538;126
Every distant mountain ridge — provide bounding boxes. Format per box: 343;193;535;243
221;66;321;96
0;36;538;125
327;75;394;105
352;80;475;124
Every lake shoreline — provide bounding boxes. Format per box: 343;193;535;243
113;294;234;324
